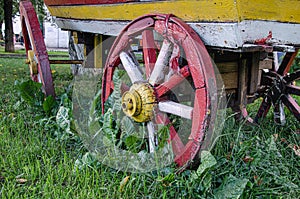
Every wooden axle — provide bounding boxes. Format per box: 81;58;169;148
49;59;83;65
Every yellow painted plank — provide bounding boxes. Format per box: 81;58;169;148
47;0;239;22
237;0;300;23
47;0;300;23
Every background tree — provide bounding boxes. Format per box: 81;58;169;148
0;0;19;42
0;1;3;40
0;0;45;52
4;0;14;52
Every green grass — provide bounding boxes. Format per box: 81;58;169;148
0;46;68;57
0;45;26;55
0;57;299;198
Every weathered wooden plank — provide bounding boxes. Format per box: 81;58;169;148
237;59;248;110
217;72;238;90
259;59;273;70
249;52;260;94
55;18;300;48
216;62;238;74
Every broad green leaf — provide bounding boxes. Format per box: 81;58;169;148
214;175;249;199
15;80;44;107
74;152;98;170
121;117;135;136
43;95;55;115
202;173;212;192
60;93;72;108
81;152;96;165
56;106;70;130
125;135;141;152
196;150;217;176
268;136;278;152
103;136;114;147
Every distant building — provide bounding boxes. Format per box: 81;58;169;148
44;7;68;49
44;21;68;49
8;14;68;49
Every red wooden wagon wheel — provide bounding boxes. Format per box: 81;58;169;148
101;14;219;168
254;50;300;124
20;0;55;97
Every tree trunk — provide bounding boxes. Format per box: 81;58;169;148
4;0;14;52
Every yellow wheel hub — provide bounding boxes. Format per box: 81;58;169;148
25;50;38;75
122;83;156;123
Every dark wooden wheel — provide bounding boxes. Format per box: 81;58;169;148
255;50;300;124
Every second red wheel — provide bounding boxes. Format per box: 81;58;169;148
20;0;55;97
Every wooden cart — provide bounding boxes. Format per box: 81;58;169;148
20;0;300;169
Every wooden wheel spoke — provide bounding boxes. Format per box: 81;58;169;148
120;51;144;83
147;121;156;153
286;85;300;96
261;74;275;86
158;101;193;120
254;97;272;123
282;95;300;121
120;82;130;95
37;73;42;84
277;51;299;75
284;70;300;83
155;66;190;98
142;30;157;79
149;40;172;85
273;102;286;125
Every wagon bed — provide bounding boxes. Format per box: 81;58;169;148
19;0;300;171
